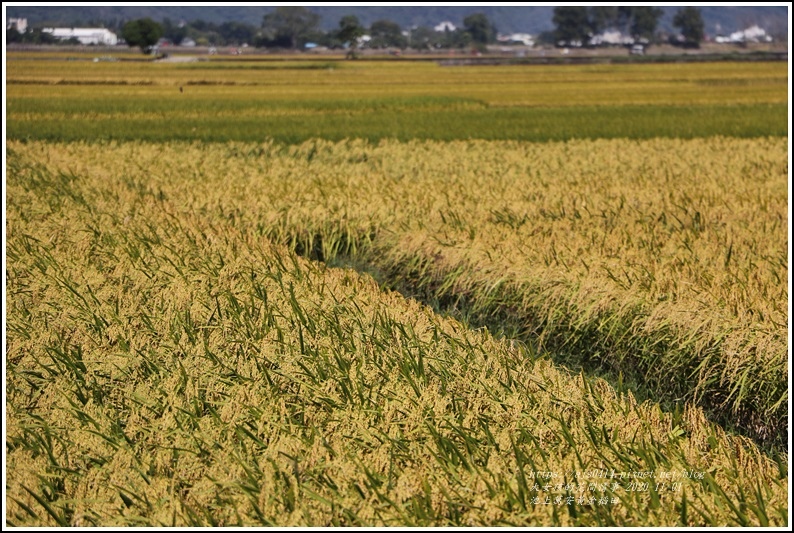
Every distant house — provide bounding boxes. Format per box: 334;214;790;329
7;18;28;33
497;33;535;46
181;37;197;47
590;30;633;46
42;27;119;45
434;21;457;32
715;25;772;44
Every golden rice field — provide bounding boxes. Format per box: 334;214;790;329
4;56;790;526
6;56;788;107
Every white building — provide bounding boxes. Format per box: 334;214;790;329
42;27;119;45
7;18;28;33
434;21;457;32
590;30;633;46
497;33;535;47
715;25;772;44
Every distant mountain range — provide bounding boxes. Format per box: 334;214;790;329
5;5;789;37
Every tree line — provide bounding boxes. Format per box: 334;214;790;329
29;8;499;54
173;8;498;52
552;6;704;48
8;6;705;52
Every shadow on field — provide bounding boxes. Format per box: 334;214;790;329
289;231;786;455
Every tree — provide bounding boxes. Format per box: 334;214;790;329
463;13;495;45
369;19;407;49
535;30;557;46
121;18;163;54
262;7;320;49
335;15;366;59
219;21;256;46
337;15;365;53
588;6;618;35
552;6;590;46
6;26;22;44
673;7;705;48
455;30;473;49
628;7;663;41
408;26;441;50
616;7;635;35
161;18;187;45
8;27;59;45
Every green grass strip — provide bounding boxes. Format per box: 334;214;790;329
7;103;787;144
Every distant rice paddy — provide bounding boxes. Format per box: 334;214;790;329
6;58;787;143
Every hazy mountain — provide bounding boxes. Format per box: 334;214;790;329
5;5;788;37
